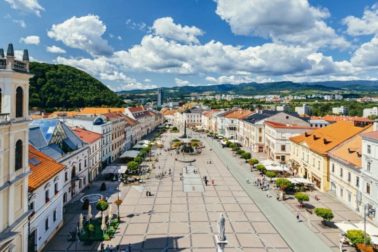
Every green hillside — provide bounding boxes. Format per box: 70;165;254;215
29;62;123;111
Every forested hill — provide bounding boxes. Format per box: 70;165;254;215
29;62;123;110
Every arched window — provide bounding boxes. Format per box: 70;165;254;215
16;87;23;118
15;139;23;170
71;166;76;179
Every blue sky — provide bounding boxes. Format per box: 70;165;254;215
1;0;378;90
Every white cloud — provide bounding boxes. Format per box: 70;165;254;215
20;35;40;45
343;4;378;36
5;0;44;16
351;36;378;67
206;75;254;84
13;19;26;28
214;0;348;48
48;15;113;56
46;45;66;54
54;17;367;90
152;17;204;44
175;78;190;86
125;19;149;32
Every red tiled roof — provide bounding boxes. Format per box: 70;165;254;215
310;115;373;123
290;121;369;155
29;145;65;191
361;130;378;141
72;127;102;143
128;106;145;113
123;115;138;126
265;121;312;130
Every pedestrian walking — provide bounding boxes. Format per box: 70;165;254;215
296;212;300;222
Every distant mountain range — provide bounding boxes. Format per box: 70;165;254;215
118;80;378;99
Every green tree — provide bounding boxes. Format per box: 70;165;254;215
314;208;334;224
346;230;370;245
275;178;292;191
127;161;139;172
256;164;266;173
295;192;309;206
248;158;259;166
241;152;251;160
265;171;277;178
96;199;109;218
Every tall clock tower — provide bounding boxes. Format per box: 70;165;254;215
0;43;32;252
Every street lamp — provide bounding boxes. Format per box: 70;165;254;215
364;204;376;245
114;192;123;222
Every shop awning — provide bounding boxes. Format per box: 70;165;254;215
120;150;140;159
101;165;128;175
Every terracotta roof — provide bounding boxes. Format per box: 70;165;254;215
128;106;145;113
329;126;373;169
123;115;138;126
28;145;65;191
265;121;312;130
223;109;254;119
290;121;369;155
202;109;219;118
310;115;373;123
72;127;102;144
48;111;81;118
161;109;177;116
361;131;378;141
80;107;124;114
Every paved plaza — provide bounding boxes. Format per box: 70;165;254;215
44;131;363;251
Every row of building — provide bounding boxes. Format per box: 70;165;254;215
165;105;378;225
0;44;163;252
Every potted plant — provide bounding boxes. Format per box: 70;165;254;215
346;229;374;252
256;164;266;173
241;152;251;160
294;192;309;207
314;208;334;226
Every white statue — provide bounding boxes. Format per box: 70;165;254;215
79;213;83;231
218;213;226;241
87;204;92;220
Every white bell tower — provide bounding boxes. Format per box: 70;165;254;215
0;43;32;252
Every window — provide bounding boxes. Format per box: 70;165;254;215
15;87;23;118
348;172;351;182
45;190;49;203
65;172;68;182
0;88;2;113
45;218;49;231
79;163;82;171
340;168;343;178
367;161;371;172
84;160;87;167
331;164;335;173
53;210;57;222
356;177;360;187
15;140;23;170
367;183;371;194
281;145;286;152
54;183;58;195
367;145;371;154
348;191;351;202
29;202;34;211
340;188;343;197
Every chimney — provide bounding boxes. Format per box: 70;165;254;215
23;49;29;61
0;49;4;58
6;43;14;57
